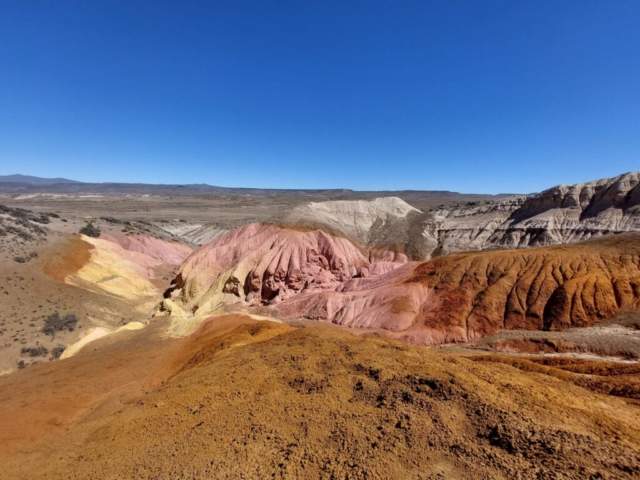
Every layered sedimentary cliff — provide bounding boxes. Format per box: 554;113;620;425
422;171;640;257
282;172;640;259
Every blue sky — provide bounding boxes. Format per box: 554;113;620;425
0;1;638;193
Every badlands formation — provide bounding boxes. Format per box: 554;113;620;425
282;171;640;259
1;171;640;479
165;223;640;346
160;173;640;346
419;171;640;257
3;171;640;367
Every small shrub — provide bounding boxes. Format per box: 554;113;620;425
13;256;27;263
32;214;50;224
42;313;78;337
79;222;101;238
50;345;65;360
21;345;49;357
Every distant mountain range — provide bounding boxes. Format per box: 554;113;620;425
0;174;512;210
0;174;81;185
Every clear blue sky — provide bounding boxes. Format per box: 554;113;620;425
1;1;638;193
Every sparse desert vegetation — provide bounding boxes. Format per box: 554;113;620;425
42;313;78;337
78;222;101;238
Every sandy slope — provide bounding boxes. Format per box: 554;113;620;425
0;224;193;374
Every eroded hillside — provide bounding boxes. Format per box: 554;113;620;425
409;234;640;341
164;220;640;347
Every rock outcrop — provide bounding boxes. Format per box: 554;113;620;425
422;171;640;257
162;223;409;327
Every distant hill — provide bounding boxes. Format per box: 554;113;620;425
0;174;512;209
0;174;80;185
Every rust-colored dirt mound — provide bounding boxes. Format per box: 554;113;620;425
1;318;639;479
42;235;93;282
406;234;640;342
0;315;290;460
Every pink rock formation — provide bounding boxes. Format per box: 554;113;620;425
167;223;409;313
105;233;193;267
168;224;640;347
166;223;446;341
273;263;432;334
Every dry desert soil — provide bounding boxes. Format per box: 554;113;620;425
1;315;639;480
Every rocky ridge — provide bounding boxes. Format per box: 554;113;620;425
282;172;640;259
421;171;640;257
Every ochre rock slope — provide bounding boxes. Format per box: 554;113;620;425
407;234;640;342
1;317;639;479
59;233;192;304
